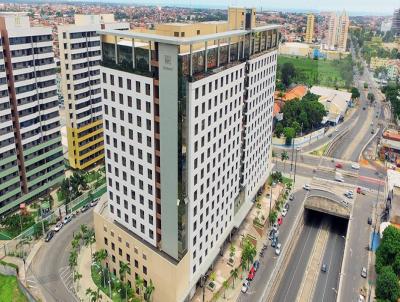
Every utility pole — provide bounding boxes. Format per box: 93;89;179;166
294;148;300;185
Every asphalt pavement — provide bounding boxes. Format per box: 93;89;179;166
237;189;307;302
29;209;94;302
271;213;322;302
313;218;346;302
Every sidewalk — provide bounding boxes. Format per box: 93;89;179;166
76;245;112;302
191;182;287;302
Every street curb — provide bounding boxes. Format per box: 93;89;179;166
336;201;353;302
357;127;381;162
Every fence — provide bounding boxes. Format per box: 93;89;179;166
272;128;326;148
0;183;107;259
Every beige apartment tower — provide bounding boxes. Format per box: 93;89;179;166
305;14;315;43
58;15;128;170
326;10;349;51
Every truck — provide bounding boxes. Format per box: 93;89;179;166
335;172;344;182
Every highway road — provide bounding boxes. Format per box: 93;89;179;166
312;218;347;302
272;212;322;302
29;208;94;302
237;189;308;302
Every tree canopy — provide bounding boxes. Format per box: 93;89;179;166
375;226;400;302
275;92;326;138
280;62;296;88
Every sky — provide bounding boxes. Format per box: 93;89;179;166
126;0;398;16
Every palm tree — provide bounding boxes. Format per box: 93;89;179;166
74;270;82;291
119;261;130;302
135;275;144;299
80;224;88;236
93;249;108;288
230;268;239;288
281;151;289;171
69;250;78;270
86;287;102;302
84;228;96;257
240;261;246;279
222;279;229;299
144;279;155;302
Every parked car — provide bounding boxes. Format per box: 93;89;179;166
361;267;367;278
247;267;256;281
335;163;343;169
268;229;275;240
368;217;372;225
272;223;278;232
54;221;63;232
253;260;260;272
344;191;354;199
284;203;290;210
321;263;328;273
90;198;99;207
289;194;294;201
303;184;311;191
275;243;282;256
281;208;288;217
45;230;55;242
81;204;90;213
277;217;283;225
63;214;72;224
351;163;360;170
271;238;277;248
241;280;250;293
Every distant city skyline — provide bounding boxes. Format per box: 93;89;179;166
76;0;398;16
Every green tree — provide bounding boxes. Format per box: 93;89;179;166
135;275;144;298
119;261;130;302
223;279;229;299
350;87;360;99
144;279;155;302
376;266;400;301
368;92;375;104
86;287;102;302
275;122;284;138
283;127;295;145
281;62;296;87
69;250;78;270
83;228;96;257
230;268;239;288
272;150;277;164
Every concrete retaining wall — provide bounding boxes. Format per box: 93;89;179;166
273;128;326;148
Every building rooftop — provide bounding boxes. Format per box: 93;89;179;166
383;129;400;142
98;24;281;46
274;84;308;102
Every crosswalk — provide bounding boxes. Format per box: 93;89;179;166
59;266;79;302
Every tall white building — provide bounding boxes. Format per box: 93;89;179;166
94;8;279;302
58;14;129;170
0;13;64;215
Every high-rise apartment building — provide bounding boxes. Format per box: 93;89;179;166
305;14;315;44
58;15;129;170
94;8;279;301
326;11;349;51
392;9;400;36
0;13;64;215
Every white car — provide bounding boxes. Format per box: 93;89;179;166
275;243;282;256
303;184;311;191
54;221;63;232
241;280;250;293
63;214;72;224
272;223;278;232
281;209;288;217
351;163;360;170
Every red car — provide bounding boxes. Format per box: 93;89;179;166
277;216;283;225
335;163;343;169
357;187;366;195
247;267;256;281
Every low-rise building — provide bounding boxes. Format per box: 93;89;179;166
310;86;351;125
370;57;390;70
279;42;312;57
380;129;400;164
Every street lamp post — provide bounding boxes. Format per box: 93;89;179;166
294;148;300;185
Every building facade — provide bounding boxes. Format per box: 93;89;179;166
0;13;64;215
305;14;315;44
392;9;400;36
326;11;349;51
94;8;279;302
58;15;128;170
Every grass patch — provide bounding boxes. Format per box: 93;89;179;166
278;56;348;88
0;274;27;302
56;190;65;202
84;171;102;184
310;143;329;156
282;177;293;186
